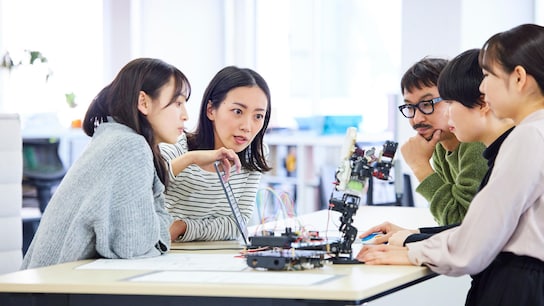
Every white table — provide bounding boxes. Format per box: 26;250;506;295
0;206;440;306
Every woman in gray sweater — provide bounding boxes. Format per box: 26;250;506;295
21;58;239;269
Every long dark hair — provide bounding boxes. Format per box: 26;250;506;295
479;23;544;93
83;58;191;186
187;66;271;172
438;49;484;108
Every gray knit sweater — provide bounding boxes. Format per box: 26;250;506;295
21;122;172;269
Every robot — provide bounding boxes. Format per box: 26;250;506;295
327;127;398;263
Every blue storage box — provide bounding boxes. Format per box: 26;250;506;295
322;115;362;134
295;115;362;134
294;116;324;132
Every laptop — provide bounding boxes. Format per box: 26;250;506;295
214;161;250;247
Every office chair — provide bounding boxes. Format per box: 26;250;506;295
400;173;415;207
365;173;415;207
22;137;66;213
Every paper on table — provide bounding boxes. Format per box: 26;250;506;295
128;270;339;286
76;253;247;272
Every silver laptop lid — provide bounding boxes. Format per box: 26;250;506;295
214;161;249;247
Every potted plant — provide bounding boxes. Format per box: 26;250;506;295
1;49;53;81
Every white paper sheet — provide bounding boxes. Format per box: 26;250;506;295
76;253;247;272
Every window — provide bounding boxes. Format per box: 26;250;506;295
254;0;401;134
0;0;103;127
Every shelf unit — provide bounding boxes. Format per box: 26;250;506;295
262;131;393;215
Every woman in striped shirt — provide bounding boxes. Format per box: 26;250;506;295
160;66;272;242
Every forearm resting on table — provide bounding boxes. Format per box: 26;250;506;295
170;219;187;241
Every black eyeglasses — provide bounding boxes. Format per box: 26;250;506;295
398;97;443;118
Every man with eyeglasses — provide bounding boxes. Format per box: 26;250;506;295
398;57;487;226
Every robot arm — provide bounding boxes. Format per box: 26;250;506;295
328;127;398;260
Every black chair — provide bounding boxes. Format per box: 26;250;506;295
400;173;415;207
22;138;66;213
365;173;415;207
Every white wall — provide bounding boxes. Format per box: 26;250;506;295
400;0;535;72
460;0;536;50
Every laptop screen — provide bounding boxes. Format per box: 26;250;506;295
214;161;249;247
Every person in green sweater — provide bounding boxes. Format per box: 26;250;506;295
398;57;487;225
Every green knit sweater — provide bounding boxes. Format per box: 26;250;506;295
415;142;487;225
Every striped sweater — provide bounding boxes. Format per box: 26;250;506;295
160;134;261;242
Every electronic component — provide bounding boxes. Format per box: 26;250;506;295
246;249;327;271
244;127;398;269
250;227;333;251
